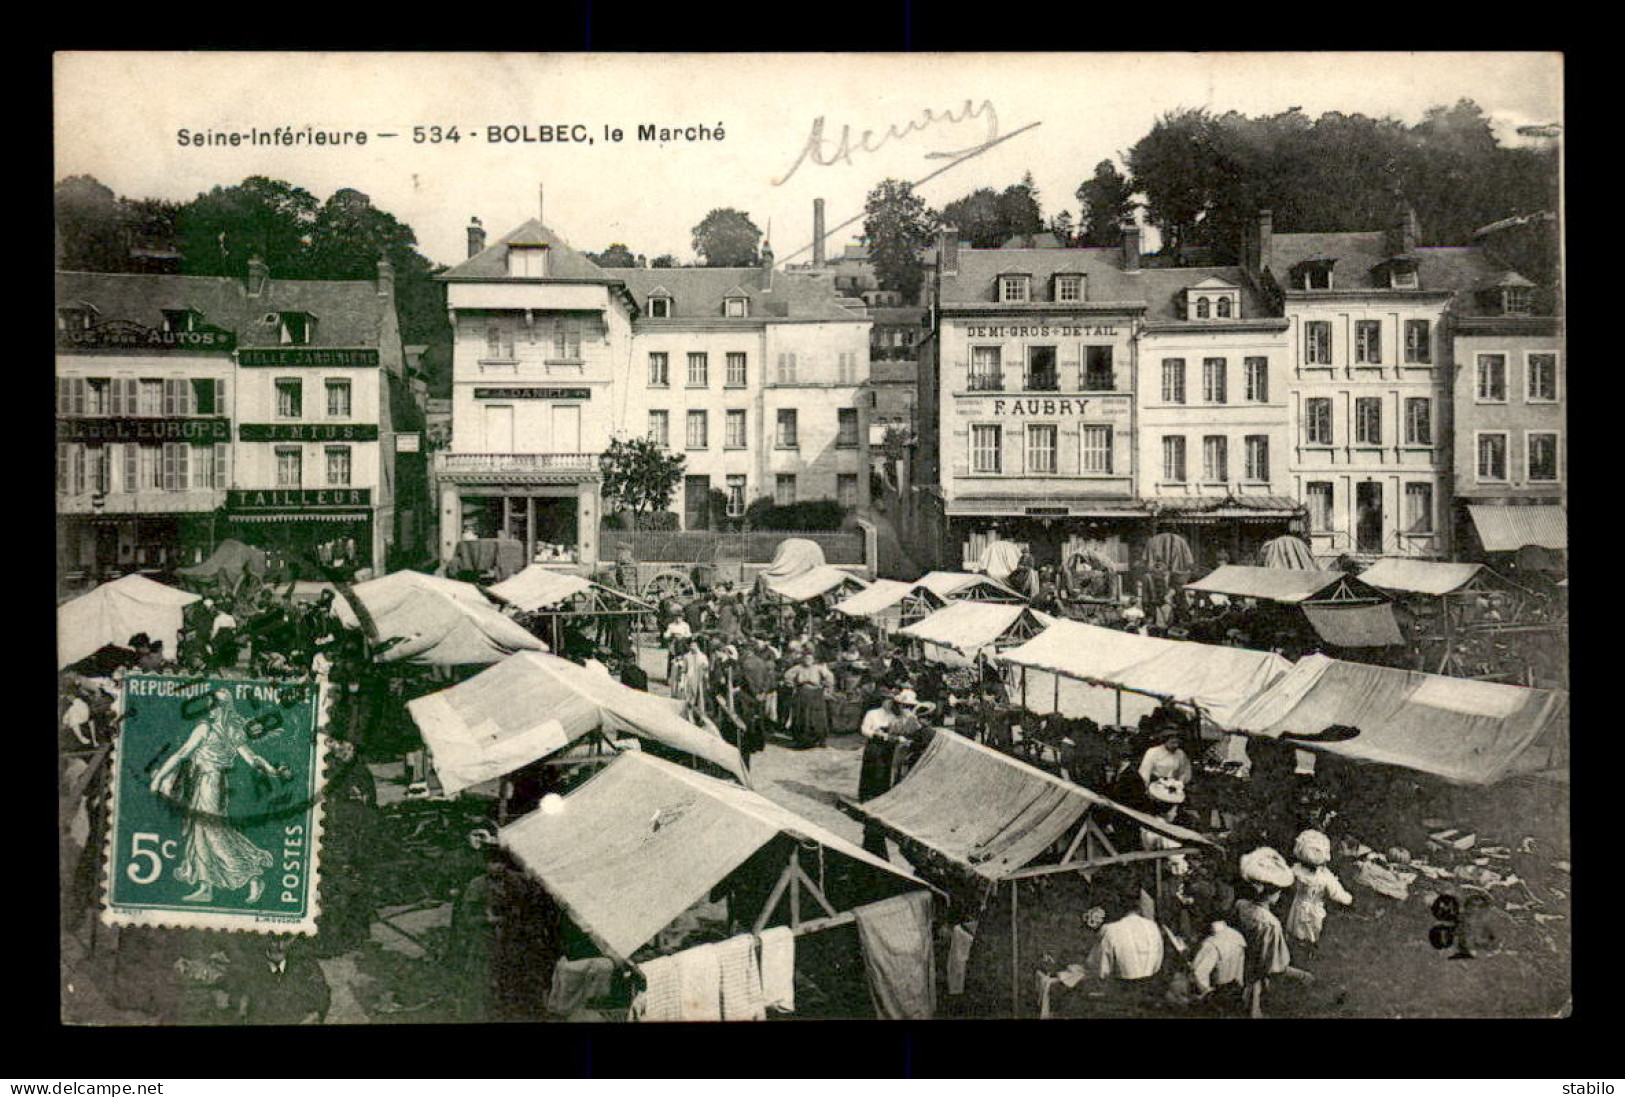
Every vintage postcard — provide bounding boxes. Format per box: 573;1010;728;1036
56;51;1565;1026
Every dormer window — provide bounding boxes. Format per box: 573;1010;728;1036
1391;267;1419;289
724;296;749;318
1215;297;1233;318
1184;281;1241;321
999;275;1030;303
648;296;672;318
1292;260;1336;291
1504;286;1533;315
507;244;548;278
278;312;316;345
1054;274;1084;303
162;309;202;333
56;306;95;332
1195;297;1211;319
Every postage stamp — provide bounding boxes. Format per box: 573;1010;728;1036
102;675;326;935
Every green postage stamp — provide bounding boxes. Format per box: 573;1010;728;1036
103;675;326;935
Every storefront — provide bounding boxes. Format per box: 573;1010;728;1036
222;488;377;576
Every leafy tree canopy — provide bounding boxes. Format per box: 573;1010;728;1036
862;178;938;303
690;208;762;267
599;435;686;519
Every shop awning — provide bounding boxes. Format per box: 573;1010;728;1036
997;618;1292;728
500;751;925;963
1467;504;1567;552
853;730;1213;883
175;538;268;580
488;565;653;615
1227;653;1570;785
225;512;371;523
1357;559;1490;597
408;651;746;792
58;574;201;670
1156;495;1303;521
913;571;1026;603
1302;602;1405;648
335;569;547;666
1186;564;1370;604
897;601;1053;660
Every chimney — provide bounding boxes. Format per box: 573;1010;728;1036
761;240;775;290
940;228;959;276
376;254;395;298
1255;209;1274;274
1122;225;1141;272
1400;205;1419;254
467;216;486;258
813;198;826;266
246;255;269;297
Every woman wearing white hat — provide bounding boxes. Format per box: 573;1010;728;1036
1233;846;1304;1018
1284;828;1353;951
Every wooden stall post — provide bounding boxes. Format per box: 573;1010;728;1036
1010;879;1020;1019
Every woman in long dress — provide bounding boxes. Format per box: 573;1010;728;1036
149;689;283;904
784;652;834;749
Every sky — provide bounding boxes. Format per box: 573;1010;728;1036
54;52;1562;269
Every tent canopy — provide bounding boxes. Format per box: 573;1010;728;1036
1186;564;1365;604
914;571;1026;603
1468;504;1566;552
1228;653;1570;785
833;579;916;620
997;618;1292;727
897;601;1053;659
335;570;546;666
500;751;925;963
175;539;268;581
407;651;746;792
1142;532;1196;575
1356;559;1490;597
57;574;202;670
758;538;826;584
1302;603;1405;648
488;565;654;615
1259;535;1317;571
762;565;868;603
971;541;1025;584
855;730;1214;882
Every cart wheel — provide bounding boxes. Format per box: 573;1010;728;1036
643;571;695;603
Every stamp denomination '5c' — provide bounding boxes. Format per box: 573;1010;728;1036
103;675;326;935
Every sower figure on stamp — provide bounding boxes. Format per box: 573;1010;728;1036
149;688;286;904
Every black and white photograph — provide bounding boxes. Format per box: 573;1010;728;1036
52;50;1567;1027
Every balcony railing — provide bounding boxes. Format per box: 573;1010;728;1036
436;452;601;476
967;373;1006;392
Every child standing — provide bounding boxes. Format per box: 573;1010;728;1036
1284;828;1353;955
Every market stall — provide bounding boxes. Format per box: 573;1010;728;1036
832;578;921;633
335;570;547;667
407;650;747;794
896;601;1054;667
57;574;201;670
997;618;1293;731
759;565;870;606
174;538;268;586
501;751;939;1019
1226;653;1570;785
845;728;1214;1016
488;565;655;655
1185;564;1400;652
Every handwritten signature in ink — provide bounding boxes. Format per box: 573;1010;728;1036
774;99;1008;186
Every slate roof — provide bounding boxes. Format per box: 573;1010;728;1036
1266;232;1506;296
438;218;615;283
619;266;865;322
55;270;401;353
941;246;1272;321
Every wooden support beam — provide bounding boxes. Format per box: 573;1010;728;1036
790;858;839;920
1010;879;1020;1019
1001;846;1205;881
753;856;800;935
1086;817;1119;858
791;910;855;936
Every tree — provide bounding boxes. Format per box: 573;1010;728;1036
1048;210;1076;247
174;176;320;278
690;209;762;267
997;172;1044;240
1075;160;1139;247
650;254;678;268
589;243;643;268
598;436;686;521
939;188;1007;248
54;176;128;271
862;179;938;303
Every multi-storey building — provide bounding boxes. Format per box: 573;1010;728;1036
911;227;1303;574
1137;269;1298;568
1448;253;1565;562
1254;208;1502;563
867;306;925;444
434;204;872;567
56;262;422;584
